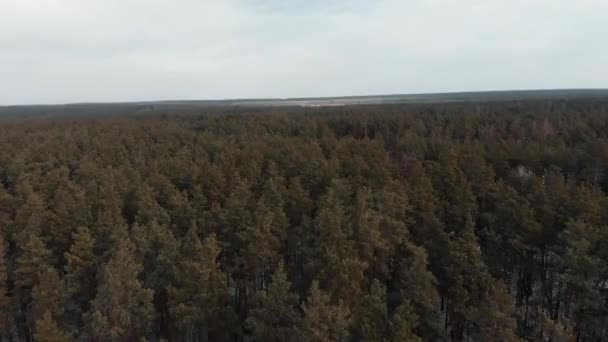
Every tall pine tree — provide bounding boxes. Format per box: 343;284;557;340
85;239;155;340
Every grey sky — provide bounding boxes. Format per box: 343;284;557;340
1;0;607;105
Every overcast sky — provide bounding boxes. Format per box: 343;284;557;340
1;0;607;105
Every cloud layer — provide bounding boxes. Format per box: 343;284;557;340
1;0;607;105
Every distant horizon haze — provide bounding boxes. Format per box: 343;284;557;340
2;88;608;109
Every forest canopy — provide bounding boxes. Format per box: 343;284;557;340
1;99;608;341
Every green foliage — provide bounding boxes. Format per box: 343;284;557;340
32;267;65;324
168;229;233;340
0;230;11;336
247;262;301;342
390;301;421;342
86;240;155;340
301;281;350;342
350;280;390;342
64;227;97;329
34;310;71;342
475;280;519;342
309;185;367;307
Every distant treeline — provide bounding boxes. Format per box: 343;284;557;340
1;99;608;341
2;89;608;119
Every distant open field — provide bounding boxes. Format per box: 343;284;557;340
238;89;608;106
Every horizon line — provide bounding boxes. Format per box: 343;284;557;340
3;87;608;108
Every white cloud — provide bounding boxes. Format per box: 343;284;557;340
0;0;606;104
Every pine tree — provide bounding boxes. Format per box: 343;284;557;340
34;311;71;342
372;182;411;279
284;177;314;297
403;160;450;298
14;234;52;340
475;280;519;342
431;150;477;235
86;239;155;340
92;178;127;253
444;215;492;341
558;220;604;339
128;183;170;226
243;197;285;291
15;234;52;290
389;301;421;342
351;188;384;278
32;267;65;324
218;177;254;319
301;281;350;342
47;183;92;262
350;280;389;342
166;189;196;235
247;262;301;342
310;187;366;307
13;191;47;247
285;176;313;227
168;229;233;341
63;227;96;333
131;220;178;339
392;242;441;340
0;231;12;339
459;146;496;208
